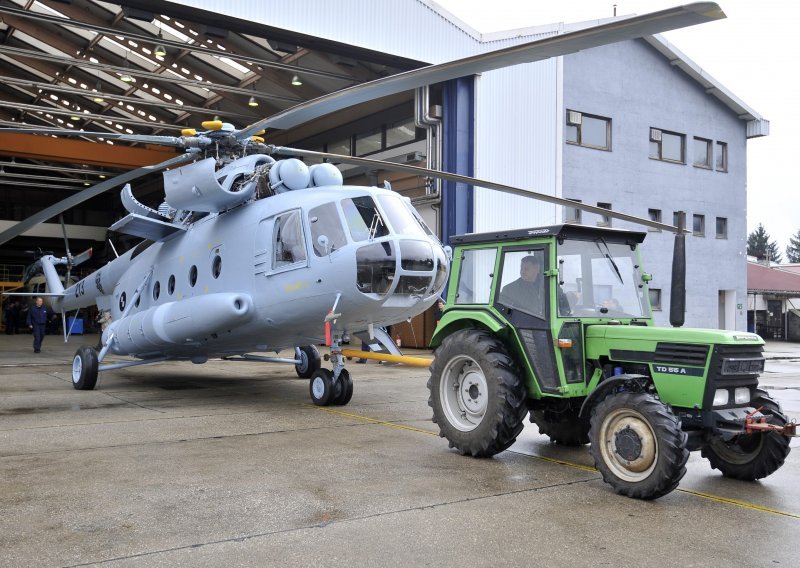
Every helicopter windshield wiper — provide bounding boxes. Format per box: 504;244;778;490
368;213;384;241
595;238;624;285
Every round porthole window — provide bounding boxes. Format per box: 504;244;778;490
189;265;198;287
212;255;222;279
168;275;175;295
153;281;160;301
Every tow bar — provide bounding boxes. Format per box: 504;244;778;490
745;407;799;437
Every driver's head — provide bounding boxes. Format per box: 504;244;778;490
520;255;542;282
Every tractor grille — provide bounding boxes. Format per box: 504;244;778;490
654;342;709;366
703;344;764;409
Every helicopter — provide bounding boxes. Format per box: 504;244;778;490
0;3;723;406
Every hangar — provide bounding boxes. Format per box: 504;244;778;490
0;0;765;332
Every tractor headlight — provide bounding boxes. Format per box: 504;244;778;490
712;389;729;407
734;387;751;404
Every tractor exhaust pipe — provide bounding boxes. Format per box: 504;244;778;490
670;211;686;328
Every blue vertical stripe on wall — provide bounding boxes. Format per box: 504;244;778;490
441;77;474;244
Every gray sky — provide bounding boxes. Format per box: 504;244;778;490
432;0;797;256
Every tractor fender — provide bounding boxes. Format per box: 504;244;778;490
579;374;651;419
429;310;506;348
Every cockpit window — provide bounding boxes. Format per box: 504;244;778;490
272;210;307;269
309;202;347;257
377;195;426;237
341;196;389;241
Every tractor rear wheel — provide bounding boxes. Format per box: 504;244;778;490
701;390;791;480
589;391;688;499
428;329;527;457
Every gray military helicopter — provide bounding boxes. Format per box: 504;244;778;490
0;3;723;406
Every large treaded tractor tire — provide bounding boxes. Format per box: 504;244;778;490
427;329;527;457
531;407;590;446
589;391;688;499
701;389;791;481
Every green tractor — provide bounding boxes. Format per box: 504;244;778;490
428;223;796;499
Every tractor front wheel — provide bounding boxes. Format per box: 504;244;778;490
428;329;527;457
701;390;791;480
589;391;688;499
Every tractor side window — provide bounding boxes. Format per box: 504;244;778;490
341;196;389;242
497;250;546;318
309;202;347;257
455;248;497;305
272;210;307;269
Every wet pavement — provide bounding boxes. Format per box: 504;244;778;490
0;333;797;567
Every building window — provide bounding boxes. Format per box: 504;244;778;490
597;202;611;227
327;138;351;156
716;217;728;239
564;199;582;223
649;288;662;310
693;137;712;169
648;208;662;232
693;214;705;237
355;128;382;156
386;118;417;148
716;141;728;172
649;128;685;163
566;111;611;150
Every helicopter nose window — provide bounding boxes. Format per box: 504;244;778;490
273;210;307;269
377;195;425;237
309;202;347;256
433;244;448;293
356;242;395;296
342;196;389;241
399;240;434;271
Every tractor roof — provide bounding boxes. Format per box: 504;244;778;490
450;224;648;246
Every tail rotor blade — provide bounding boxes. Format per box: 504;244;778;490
0;152;197;246
58;213;72;281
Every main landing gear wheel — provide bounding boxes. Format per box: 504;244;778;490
589;391;688;499
310;369;334;406
295;345;321;378
72;346;98;391
701;389;791;480
428;329;527;457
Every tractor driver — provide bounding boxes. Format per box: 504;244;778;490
499;254;544;317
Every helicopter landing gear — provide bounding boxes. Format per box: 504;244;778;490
72;346;98;390
309;338;352;406
294;345;321;378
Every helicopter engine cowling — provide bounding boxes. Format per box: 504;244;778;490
164;158;257;213
102;292;253;356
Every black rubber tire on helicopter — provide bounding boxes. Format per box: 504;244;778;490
333;369;354;406
71;346;98;391
427;329;527;457
530;407;590;446
589;391;689;500
309;368;334;406
700;390;791;481
295;345;321;378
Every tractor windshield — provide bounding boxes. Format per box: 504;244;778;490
557;238;649;318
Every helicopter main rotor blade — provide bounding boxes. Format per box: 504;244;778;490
0;152;197;246
269;146;685;234
239;2;723;138
0;128;184;147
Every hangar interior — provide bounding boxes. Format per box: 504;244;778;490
0;0;443;280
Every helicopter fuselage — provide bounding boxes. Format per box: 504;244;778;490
59;184;447;359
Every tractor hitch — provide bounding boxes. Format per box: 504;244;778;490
745;408;798;437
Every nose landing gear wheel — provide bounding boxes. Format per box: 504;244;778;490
309;369;334;406
72;346;99;390
333;369;353;406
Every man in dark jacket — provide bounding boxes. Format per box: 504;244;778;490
26;296;54;353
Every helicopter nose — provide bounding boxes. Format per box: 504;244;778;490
355;237;448;301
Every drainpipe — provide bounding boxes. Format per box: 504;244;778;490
415;86;442;200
